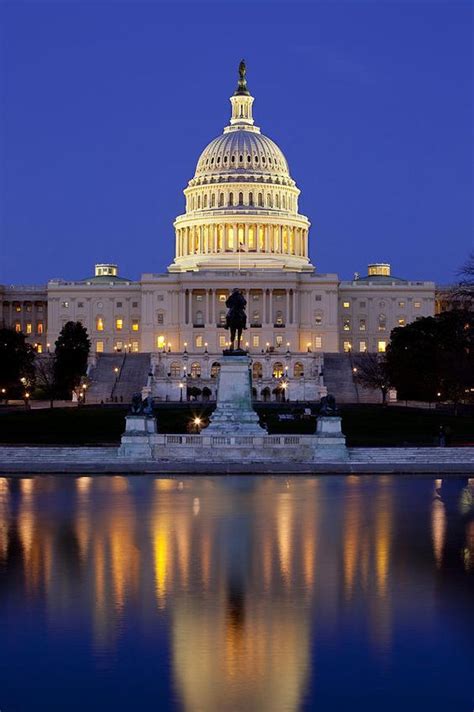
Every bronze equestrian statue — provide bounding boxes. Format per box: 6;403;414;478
225;288;247;351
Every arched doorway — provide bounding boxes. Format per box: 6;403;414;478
261;387;271;402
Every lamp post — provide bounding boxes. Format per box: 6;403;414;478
193;416;202;433
179;382;184;402
307;342;312;353
82;384;87;404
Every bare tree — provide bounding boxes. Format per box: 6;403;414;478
453;251;474;301
35;354;57;408
352;353;390;405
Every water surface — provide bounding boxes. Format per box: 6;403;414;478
0;475;473;711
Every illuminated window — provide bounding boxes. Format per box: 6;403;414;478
96;317;104;331
359;341;367;352
378;314;386;331
170;362;181;377
211;362;220;378
275;311;284;325
195;335;203;348
196;294;203;301
315;314;322;325
190;362;201;378
115;318;123;331
61;301;69;308
252;311;260;323
343;301;350;308
156;335;165;349
96;341;104;353
15;304;21;312
272;362;284;378
378;340;387;353
219;336;226;347
218;294;226;302
343;341;352;352
132;341;139;353
414;301;421;308
36;344;43;353
15;322;21;332
37;304;44;312
315;336;322;349
26;323;32;334
219;311;226;325
252;336;259;348
252;362;263;378
194;310;204;326
343;318;351;331
132;319;139;331
275;335;283;347
26;304;32;313
398;300;405;308
398;318;406;327
359;319;366;331
294;362;304;378
115;341;123;352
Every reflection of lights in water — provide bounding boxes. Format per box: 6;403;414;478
431;497;446;568
178;481;184;491
193;497;200;516
155;479;176;491
0;478;9;561
464;520;474;571
21;478;34;496
76;476;91;495
277;495;292;584
154;527;170;608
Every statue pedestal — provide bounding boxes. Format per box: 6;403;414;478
313;416;347;460
118;415;157;458
206;354;264;434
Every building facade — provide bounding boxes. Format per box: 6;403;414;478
0;64;435;401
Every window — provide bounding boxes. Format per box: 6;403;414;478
36;344;43;354
315;314;322;325
219;335;226;347
132;301;138;308
294;362;304;378
275;335;283;347
378;314;386;331
359;318;366;331
252;335;260;348
378;340;387;353
96;341;104;353
115;318;123;330
315;295;322;301
359;341;367;352
219;311;226;325
156;335;165;349
190;362;201;378
398;318;406;327
61;301;69;308
96;317;104;331
115;341;124;352
275;310;284;325
116;301;122;308
252;362;263;378
343;318;351;331
78;302;84;308
252;311;260;323
37;304;44;312
26;304;32;313
157;294;164;302
196;294;203;301
194;310;204;326
157;313;164;325
132;342;139;353
398;300;405;308
26;323;32;334
315;336;322;349
37;322;44;334
414;301;421;308
195;335;203;348
132;319;139;331
272;362;284;378
252;294;260;301
15;322;21;333
218;294;226;302
170;362;181;377
343;301;350;308
211;362;220;378
359;301;366;309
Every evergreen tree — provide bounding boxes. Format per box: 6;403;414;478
0;328;35;398
54;322;91;399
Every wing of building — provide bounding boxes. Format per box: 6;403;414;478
0;63;435;403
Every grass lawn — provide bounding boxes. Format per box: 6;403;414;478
0;403;472;447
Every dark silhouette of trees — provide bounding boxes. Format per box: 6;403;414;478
0;328;35;399
34;354;57;407
353;353;390;404
54;322;91;399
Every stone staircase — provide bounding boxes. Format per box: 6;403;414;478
86;354;125;403
111;353;151;404
350;447;474;464
322;353;381;404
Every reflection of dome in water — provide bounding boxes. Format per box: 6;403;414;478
169;61;313;273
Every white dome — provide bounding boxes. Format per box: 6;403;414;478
194;130;291;183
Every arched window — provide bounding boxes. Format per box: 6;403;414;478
378;314;386;331
190;362;201;378
197;195;201;208
194;310;204;326
272;362;284;378
96;316;104;331
275;194;280;208
252;361;263;379
282;195;287;209
294;362;304;378
229;193;234;206
210;362;220;378
258;193;263;206
267;194;272;208
203;194;208;208
238;192;244;205
249;192;254;206
170;361;181;378
211;194;215;207
219;193;224;207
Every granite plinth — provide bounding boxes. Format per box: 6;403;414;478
119;415;157;458
206;354;264;434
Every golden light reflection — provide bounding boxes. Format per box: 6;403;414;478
276;494;293;584
431;496;446;568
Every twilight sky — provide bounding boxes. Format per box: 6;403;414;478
1;1;472;285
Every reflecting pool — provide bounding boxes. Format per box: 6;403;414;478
0;475;473;711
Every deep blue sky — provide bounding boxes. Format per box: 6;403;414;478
1;1;472;285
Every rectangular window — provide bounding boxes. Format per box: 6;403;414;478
115;341;124;352
343;318;351;331
252;336;260;348
252;294;260;301
116;301;122;308
315;336;322;349
15;304;21;312
37;304;44;312
115;318;123;330
196;294;203;302
132;319;139;331
36;344;43;353
315;314;322;325
37;322;44;334
359;341;367;352
359;318;366;331
219;335;226;347
414;301;421;308
252;312;260;323
26;323;32;334
275;335;283;347
218;294;226;302
343;340;352;352
195;335;203;348
398;318;406;327
78;302;84;308
15;323;21;332
315;295;322;301
359;301;366;308
157;313;164;325
132;301;138;308
96;341;104;353
343;301;350;308
378;340;387;353
61;301;69;308
132;341;139;353
156;335;165;349
398;300;405;308
96;317;104;331
26;305;32;312
157;294;164;302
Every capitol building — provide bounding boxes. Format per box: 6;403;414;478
0;63;435;402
